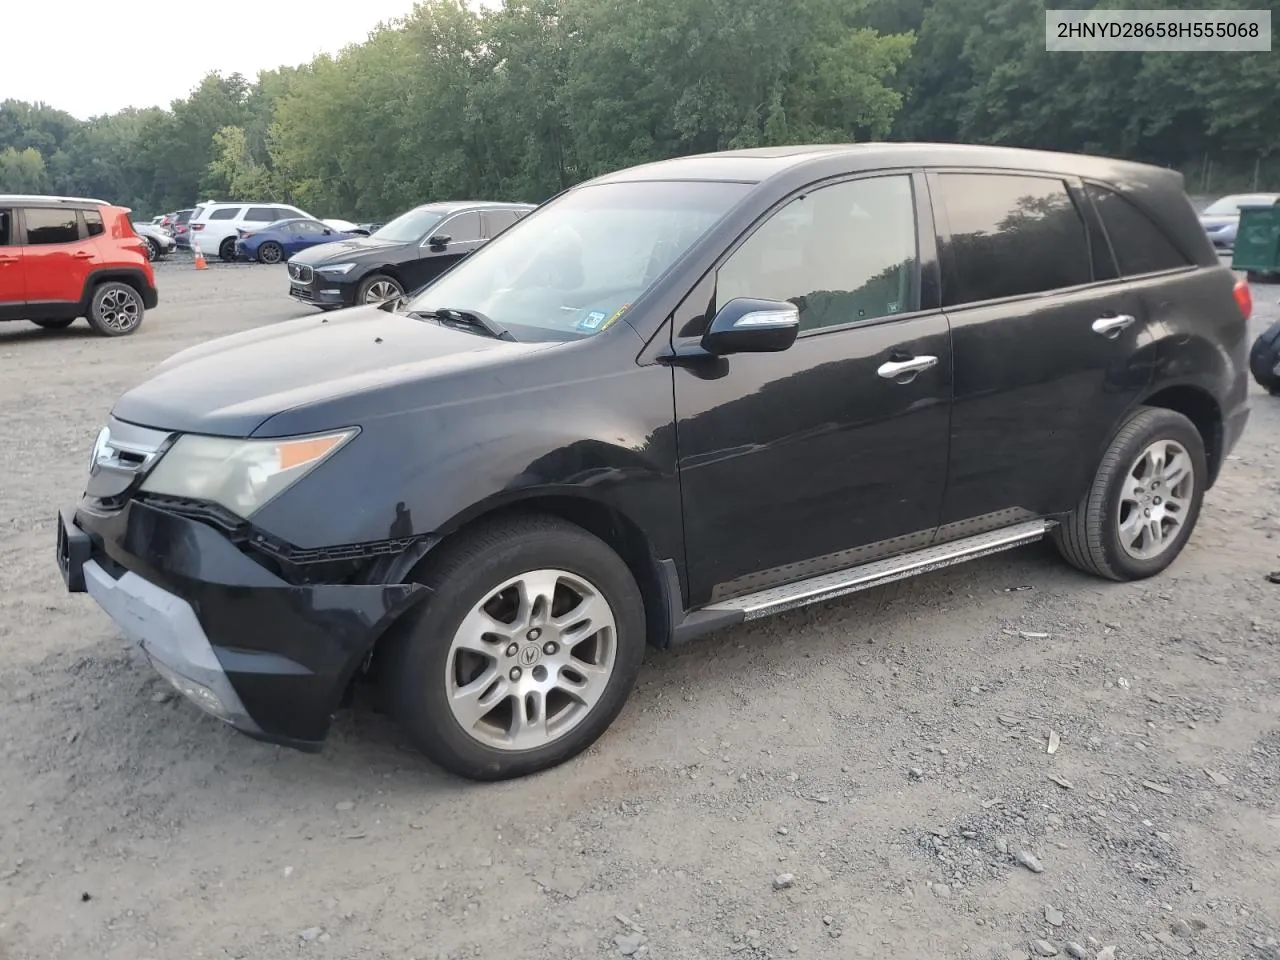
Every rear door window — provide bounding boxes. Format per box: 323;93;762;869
22;208;80;245
483;209;520;238
935;173;1092;307
209;208;241;221
435;211;482;243
245;206;278;222
1085;183;1192;276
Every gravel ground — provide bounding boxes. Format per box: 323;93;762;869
1;255;1278;960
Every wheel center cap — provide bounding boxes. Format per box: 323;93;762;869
519;645;542;667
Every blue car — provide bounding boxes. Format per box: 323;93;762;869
234;218;354;264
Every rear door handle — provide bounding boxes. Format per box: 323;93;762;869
1091;314;1136;339
877;355;938;380
72;251;95;259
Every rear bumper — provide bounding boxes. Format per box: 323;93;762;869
56;500;427;750
1222;398;1250;462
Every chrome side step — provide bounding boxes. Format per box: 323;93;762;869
705;520;1050;621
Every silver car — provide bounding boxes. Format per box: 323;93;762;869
1198;193;1280;251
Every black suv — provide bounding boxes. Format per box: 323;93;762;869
57;144;1251;781
286;201;534;309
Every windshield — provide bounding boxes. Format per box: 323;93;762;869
372;207;447;243
403;180;751;340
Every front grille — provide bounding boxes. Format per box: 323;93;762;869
288;263;314;283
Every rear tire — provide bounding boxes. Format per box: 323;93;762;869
85;281;144;337
1053;406;1206;581
258;241;283;264
380;514;646;781
218;238;236;262
31;318;75;330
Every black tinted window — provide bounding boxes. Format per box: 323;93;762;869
84;210;105;237
937;174;1091;306
484;210;520;237
273;207;299;221
1085;184;1191;276
0;210;11;246
437;211;481;243
209;208;240;221
717;175;919;332
245;207;277;222
23;208;80;245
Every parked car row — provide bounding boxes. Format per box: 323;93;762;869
145;203;385;260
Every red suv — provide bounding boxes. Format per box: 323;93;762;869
0;195;158;336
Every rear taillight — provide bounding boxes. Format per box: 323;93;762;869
1234;275;1252;319
192;223;204;231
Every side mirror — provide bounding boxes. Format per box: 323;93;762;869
323;228;332;235
701;298;800;356
427;234;451;248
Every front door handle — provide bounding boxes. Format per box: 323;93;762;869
877;355;938;380
1091;314;1136;339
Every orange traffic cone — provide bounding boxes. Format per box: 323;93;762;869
193;240;208;270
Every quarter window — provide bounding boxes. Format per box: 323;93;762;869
1085;183;1191;276
935;174;1091;307
23;208;80;245
716;175;919;332
84;210;106;237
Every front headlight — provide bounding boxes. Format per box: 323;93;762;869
140;429;357;518
317;262;356;276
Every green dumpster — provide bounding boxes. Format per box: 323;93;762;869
1231;201;1280;282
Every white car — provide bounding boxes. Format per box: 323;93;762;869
321;218;370;235
189;201;317;262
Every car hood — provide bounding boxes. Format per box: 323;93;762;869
289;235;409;265
1199;215;1238;228
111;305;552;437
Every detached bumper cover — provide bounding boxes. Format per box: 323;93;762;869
57;500;427;749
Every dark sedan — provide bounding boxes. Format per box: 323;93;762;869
285;201;534;309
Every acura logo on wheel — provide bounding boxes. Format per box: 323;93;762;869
519;645;541;667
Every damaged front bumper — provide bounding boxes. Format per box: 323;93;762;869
56;499;427;750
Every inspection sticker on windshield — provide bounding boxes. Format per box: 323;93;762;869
578;310;608;331
598;304;630;331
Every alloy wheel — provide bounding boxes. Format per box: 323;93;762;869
364;279;402;303
259;242;282;264
1117;438;1195;561
96;287;141;332
445;569;618;751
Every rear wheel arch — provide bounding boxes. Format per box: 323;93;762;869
1138;385;1223;486
78;268;149;312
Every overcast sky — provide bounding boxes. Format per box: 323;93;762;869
11;0;423;119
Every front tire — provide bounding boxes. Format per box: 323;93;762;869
1053;406;1206;581
85;281;144;337
381;515;646;781
358;273;404;305
257;241;283;264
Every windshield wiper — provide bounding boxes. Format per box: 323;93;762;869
407;307;516;342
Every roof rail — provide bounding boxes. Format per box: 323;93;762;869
0;194;110;205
